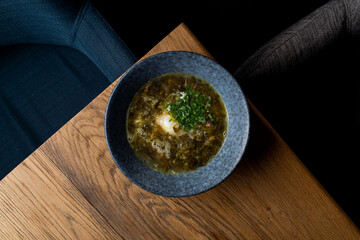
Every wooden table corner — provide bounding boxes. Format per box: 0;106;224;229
1;23;359;240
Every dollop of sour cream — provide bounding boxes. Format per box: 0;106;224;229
156;112;178;135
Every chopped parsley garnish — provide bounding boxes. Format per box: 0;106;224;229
164;86;216;130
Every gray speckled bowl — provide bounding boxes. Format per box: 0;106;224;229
105;51;249;197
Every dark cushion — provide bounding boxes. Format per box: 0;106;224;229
0;44;110;178
0;0;137;179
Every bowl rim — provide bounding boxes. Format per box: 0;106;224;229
104;50;250;197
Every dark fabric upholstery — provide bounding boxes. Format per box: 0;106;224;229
0;0;81;46
235;0;360;226
0;45;109;176
73;1;136;80
0;0;136;179
235;0;360;79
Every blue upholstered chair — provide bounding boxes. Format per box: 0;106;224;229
0;0;137;179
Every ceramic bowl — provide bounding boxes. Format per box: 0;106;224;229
105;51;250;197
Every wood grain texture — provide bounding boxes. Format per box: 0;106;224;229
1;23;360;239
0;151;122;239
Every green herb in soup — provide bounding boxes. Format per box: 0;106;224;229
126;73;227;174
164;86;216;131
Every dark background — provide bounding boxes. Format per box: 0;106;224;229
92;0;360;227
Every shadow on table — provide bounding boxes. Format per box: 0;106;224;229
237;106;275;169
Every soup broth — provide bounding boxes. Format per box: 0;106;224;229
126;73;227;174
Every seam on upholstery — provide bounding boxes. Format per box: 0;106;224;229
70;0;90;46
239;1;337;79
242;32;299;78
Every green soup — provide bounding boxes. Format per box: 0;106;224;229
126;73;227;174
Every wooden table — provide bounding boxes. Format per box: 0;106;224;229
1;23;359;239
